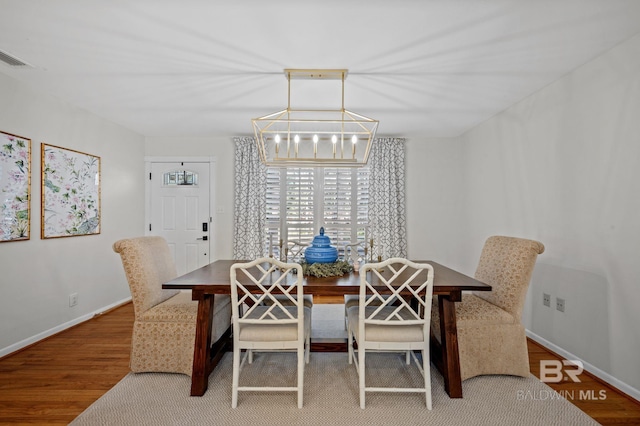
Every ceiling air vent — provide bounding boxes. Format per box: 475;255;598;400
0;49;31;67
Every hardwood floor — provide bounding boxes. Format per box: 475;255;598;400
1;301;638;425
0;304;133;425
527;339;640;425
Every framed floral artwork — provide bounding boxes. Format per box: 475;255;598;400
0;131;31;242
41;143;101;239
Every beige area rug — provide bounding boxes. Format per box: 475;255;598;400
72;350;597;426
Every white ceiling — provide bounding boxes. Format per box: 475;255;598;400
1;0;640;139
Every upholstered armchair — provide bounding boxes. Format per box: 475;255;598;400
431;235;544;381
113;236;231;376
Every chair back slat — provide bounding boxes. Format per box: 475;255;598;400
286;240;308;263
344;241;366;263
359;258;434;328
230;258;304;327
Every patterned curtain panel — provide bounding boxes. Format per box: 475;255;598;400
368;137;407;258
233;137;267;260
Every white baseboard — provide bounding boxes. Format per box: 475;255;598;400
526;329;640;402
0;297;132;358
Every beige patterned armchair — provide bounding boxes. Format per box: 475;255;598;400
432;236;545;381
113;236;231;376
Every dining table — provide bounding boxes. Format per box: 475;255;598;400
162;259;491;398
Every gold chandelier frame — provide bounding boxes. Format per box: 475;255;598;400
252;69;378;167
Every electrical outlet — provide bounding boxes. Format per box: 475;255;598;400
543;293;551;307
69;293;78;307
556;297;565;312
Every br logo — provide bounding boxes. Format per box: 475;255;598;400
540;360;583;383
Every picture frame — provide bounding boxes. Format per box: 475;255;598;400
41;143;101;239
0;131;31;242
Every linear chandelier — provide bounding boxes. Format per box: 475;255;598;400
252;69;378;167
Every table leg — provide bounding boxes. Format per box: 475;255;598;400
190;291;214;396
438;295;463;398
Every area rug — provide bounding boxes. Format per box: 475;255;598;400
71;351;597;425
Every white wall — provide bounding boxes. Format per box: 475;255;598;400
0;73;146;355
405;137;467;268
144;137;235;260
459;33;640;394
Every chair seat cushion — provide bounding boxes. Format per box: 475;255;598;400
238;306;311;341
343;294;359;310
347;305;426;342
451;293;516;324
142;291;230;323
431;293;516;339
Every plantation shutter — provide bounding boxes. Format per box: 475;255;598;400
265;168;281;257
284;168;315;245
264;166;369;259
322;168;355;250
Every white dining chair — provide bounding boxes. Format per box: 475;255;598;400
343;241;369;329
230;257;311;408
266;239;313;319
285;240;308;263
344;241;365;264
347;258;434;409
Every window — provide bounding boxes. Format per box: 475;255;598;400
162;170;198;186
265;167;369;259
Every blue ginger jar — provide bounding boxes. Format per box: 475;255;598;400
304;227;338;264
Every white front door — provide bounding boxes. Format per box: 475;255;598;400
150;162;211;276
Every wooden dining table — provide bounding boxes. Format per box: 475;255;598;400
162;259;491;398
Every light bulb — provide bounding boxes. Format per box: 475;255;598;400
294;134;300;144
332;135;337;144
274;134;280;144
313;134;318;158
351;135;357;159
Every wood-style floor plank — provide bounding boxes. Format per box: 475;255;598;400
0;304;133;426
0;301;638;425
527;338;640;425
